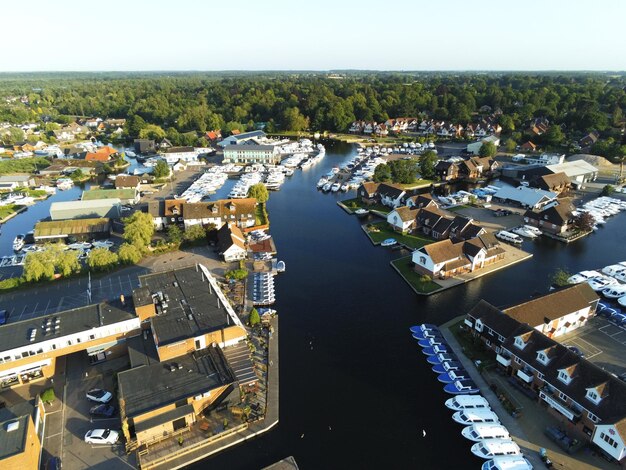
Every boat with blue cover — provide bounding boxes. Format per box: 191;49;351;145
427;353;457;365
412;329;441;340
409;324;438;334
437;369;469;383
432;361;463;374
417;337;446;348
422;344;450;356
444;379;480;394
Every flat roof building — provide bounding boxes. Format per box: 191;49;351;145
50;199;121;220
223;144;280;165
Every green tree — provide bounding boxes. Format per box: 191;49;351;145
543;125;565;147
504;139;517;153
40;387;56;404
551;268;572;287
123;211;155;248
247;183;269;203
167;225;183;245
183;224;207;242
373;163;392;182
56;249;81;277
153;160;170;179
87;248;119;272
249;308;260;327
281;107;309;131
23;252;55;282
419;150;439;179
479;141;497;157
70;169;84;180
225;269;248;280
600;184;615;196
139;124;166;141
117;243;143;264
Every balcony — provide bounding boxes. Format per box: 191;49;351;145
464;318;473;328
496;353;511;367
540;389;581;422
516;368;534;384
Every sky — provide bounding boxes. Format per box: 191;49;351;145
2;0;625;72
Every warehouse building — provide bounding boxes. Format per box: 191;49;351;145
50;199;121;220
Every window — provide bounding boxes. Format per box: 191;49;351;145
537;372;544;380
485;339;491;347
514;356;522;365
588;412;599;423
601;433;618;448
89;334;96;340
537;352;549;365
586;390;599;404
514;337;526;350
558;370;571;384
558;391;567;401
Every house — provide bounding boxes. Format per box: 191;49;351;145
435;161;460;181
0;400;43;470
160;198;257;231
147;200;166;231
527;117;550;136
493;186;557;210
134;139;156;154
223;144;280;165
34;218;111;242
580;131;600;148
159;146;200;163
357;182;380;204
115;175;140;190
82;188;140;205
378;183;406;208
0;174;35;189
524;153;566;166
521;141;538;152
524;199;576;235
532;172;571;194
172;160;187;172
406;193;438;210
545;161;598;189
205;130;222;141
85;146;118;162
50;199;121;220
502;283;599;338
412;233;504;279
217;223;247;262
466;135;501;155
464;299;626;462
387;206;420;233
218;130;267;147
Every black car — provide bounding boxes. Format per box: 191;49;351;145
45;456;61;470
568;346;585;358
0;309;7;325
89;404;116;418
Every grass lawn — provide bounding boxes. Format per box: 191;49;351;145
398;180;434;189
366;221;433;249
448;318;497;365
391;256;441;294
445;205;472;212
0;204;18;219
341;198;390;214
255;204;268;226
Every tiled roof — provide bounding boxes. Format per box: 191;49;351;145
420;239;464;264
378;183;405;199
393;206;419;222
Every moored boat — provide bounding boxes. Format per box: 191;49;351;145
355;208;369;217
444;379;480;394
461;423;510;442
381;238;397;247
13;234;25;251
452;409;500;425
471;439;521;460
445;394;490;411
481;456;532;470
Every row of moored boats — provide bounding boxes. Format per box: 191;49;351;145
410;324;533;470
568;263;626;315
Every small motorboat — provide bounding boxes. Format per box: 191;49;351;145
381;238;397;247
417;337;446;348
452;409;500;425
471;439;521;460
409;324;438;334
444;379;480;394
461;424;510;442
426;353;458;365
411;329;440;341
481;456;532;470
422;344;450;356
276;261;286;273
354;208;369;217
444;395;491;411
13;234;25;251
438;369;469;384
432;361;464;374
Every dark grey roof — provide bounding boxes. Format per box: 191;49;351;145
137;267;236;346
127;331;160;368
118;346;235;418
466;300;520;339
147;200;165;218
0;401;34;460
0;301;136;353
378;183;405;199
233;130;265;140
134;404;194;433
164;146;194;153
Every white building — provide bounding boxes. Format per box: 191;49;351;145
223;144;280;165
546;160;598;189
218;130;267;147
466;135;501;155
591;422;626;462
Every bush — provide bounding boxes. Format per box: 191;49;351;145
249;308;260;327
41;387;56;404
225;269;248;281
0;277;22;290
601;184;614;196
551;268;572;287
183;224;207;243
87;248;119;272
118;243;143;264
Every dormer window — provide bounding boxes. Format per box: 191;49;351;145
537;352;550;366
558;369;573;385
514;336;526;350
585;389;601;405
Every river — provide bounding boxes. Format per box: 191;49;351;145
193;141;626;469
1;144;624;468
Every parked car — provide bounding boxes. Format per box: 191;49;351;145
86;389;112;404
89;404;116;418
567;346;585;358
0;309;7;325
84;428;119;445
45;456;61;470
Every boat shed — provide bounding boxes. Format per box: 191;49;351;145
34;218;111;242
50;199;121;220
545;160;598;189
493;186;557;210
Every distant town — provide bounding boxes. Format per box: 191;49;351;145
0;72;625;470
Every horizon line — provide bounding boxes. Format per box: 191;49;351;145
0;69;625;74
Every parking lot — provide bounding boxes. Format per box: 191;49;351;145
557;315;626;377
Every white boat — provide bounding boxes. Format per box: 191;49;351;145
12;234;25;251
67;242;93;251
452;409;501;425
602;285;626;299
567;270;601;284
331;183;341;192
125;150;137;158
471;440;521;459
462;424;510;442
317;178;328;189
91;240;114;249
355;208;369;217
276;261;286;273
481;456;533;470
340;184;349;192
587;275;618;292
523;225;542;236
602;264;626;277
56;178;74;190
510;227;537;239
445;395;491;411
322;183;332;192
381;238;397;247
495;231;523;245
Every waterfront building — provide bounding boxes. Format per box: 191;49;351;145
0;174;35;190
114;175;140;190
34;218;111;243
217;223;247;262
466;135;500;155
0;399;44;470
82;188;140;205
50;199;121;220
412;233;505;279
152;198;257;231
223;144;280;165
492;186;557;210
524;199;576;235
159;146;201;163
357;182;406;208
545;160;598;189
134;139;156;154
218;130;267;147
464;297;625;462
